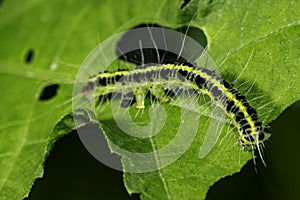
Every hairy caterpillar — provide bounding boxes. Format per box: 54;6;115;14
81;63;269;158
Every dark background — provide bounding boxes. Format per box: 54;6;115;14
27;100;300;200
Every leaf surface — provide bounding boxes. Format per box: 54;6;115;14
0;0;299;200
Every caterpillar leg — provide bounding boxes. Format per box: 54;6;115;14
149;85;170;103
135;89;146;109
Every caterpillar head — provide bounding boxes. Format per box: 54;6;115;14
239;129;271;167
239;129;270;149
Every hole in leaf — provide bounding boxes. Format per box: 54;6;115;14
116;23;207;66
39;84;59;101
177;25;207;49
180;0;191;9
25;49;35;64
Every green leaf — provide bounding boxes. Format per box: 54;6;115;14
96;1;300;200
0;0;174;199
0;0;299;200
96;100;251;200
202;0;300;122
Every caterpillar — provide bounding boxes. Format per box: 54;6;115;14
82;63;269;163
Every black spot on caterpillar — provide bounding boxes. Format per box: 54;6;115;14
82;63;270;156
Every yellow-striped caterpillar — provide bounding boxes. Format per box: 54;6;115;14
72;26;272;169
81;63;270;162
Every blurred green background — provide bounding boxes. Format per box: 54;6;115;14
27;100;300;200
